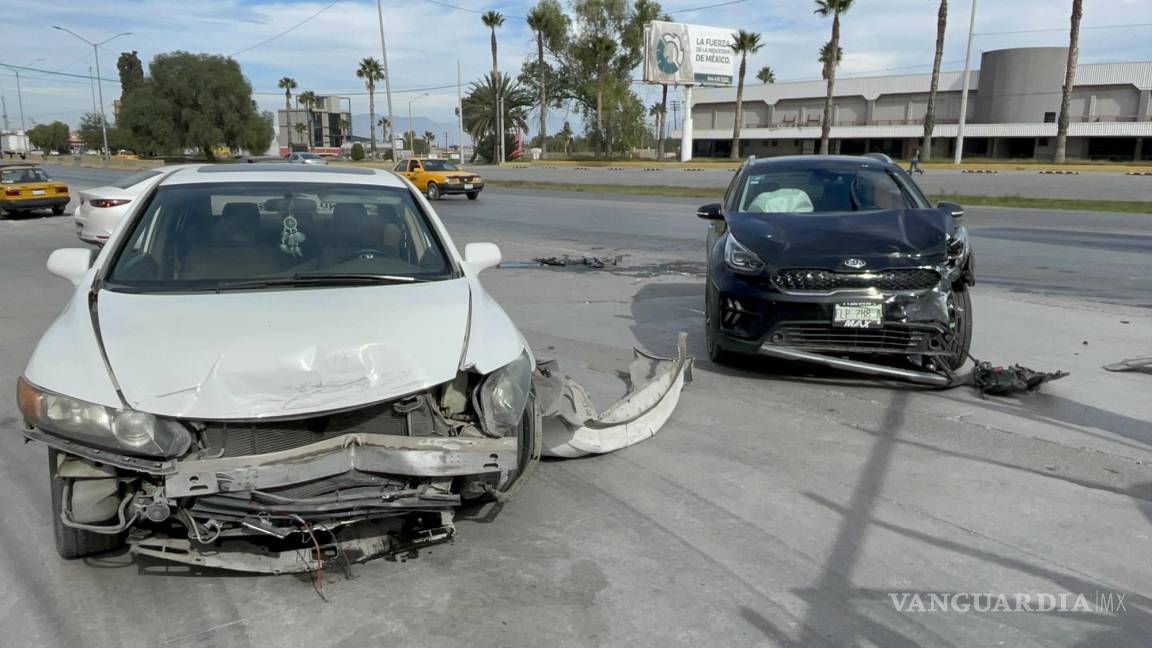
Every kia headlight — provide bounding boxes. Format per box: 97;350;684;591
17;377;191;458
947;226;970;263
724;233;765;273
477;352;533;437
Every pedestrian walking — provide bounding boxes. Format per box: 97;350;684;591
909;147;924;175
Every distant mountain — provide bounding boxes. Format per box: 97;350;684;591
350;114;470;146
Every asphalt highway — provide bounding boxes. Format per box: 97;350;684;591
1;166;1149;647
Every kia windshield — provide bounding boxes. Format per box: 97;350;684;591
105;182;457;292
736;166;928;213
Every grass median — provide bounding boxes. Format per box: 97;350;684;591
486;179;1152;214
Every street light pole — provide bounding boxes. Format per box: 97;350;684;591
376;0;399;162
953;0;978;165
53;27;132;167
407;92;429;153
2;57;45;153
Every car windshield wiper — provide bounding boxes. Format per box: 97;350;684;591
216;273;429;291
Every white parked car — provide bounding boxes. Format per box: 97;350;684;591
284;151;328;165
74;169;164;244
20;164;536;567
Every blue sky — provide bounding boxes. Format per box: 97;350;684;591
1;0;1149;140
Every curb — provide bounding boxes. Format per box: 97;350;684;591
962;169;999;174
1039;170;1080;175
1126;171;1152;176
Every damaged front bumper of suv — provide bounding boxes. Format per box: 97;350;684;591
19;341;692;573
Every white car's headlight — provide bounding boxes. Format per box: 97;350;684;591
477;352;533;437
17;377;191;457
724;233;765;273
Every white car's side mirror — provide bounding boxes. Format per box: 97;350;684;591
47;248;93;286
463;242;501;273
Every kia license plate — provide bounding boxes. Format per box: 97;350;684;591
833;303;883;328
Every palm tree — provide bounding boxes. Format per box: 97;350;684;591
294;122;307;150
338;118;351;147
1054;0;1083;163
729;30;764;160
356;57;385;157
818;41;843;80
481;11;506;163
277;77;297;111
756;66;776;84
462;72;532;163
298;90;317;150
649;102;665;152
378;116;390;145
526;5;552;158
423;130;436;156
814;0;855;154
558;121;574;156
922;0;948;161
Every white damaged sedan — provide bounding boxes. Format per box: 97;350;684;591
19;164;541;570
19;163;692;573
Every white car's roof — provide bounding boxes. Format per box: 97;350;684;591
159;164;404;188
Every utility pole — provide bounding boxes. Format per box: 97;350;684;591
53;27;131;167
953;0;978;165
376;0;399;162
457;59;464;163
1;96;9;131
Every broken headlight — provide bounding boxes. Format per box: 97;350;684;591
724;233;765;274
947;226;970;263
477;351;533;437
17;377;191;458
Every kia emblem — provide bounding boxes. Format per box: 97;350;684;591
843;258;866;268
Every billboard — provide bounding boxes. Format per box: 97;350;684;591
643;21;736;86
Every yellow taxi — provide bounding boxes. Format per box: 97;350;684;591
394;157;484;200
0;163;70;217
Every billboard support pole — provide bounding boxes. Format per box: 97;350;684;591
679;85;694;162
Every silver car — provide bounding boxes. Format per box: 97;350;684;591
284;152;328;165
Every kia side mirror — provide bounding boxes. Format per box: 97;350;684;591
696;203;723;220
47;248;93;286
463;242;501;273
938;201;964;221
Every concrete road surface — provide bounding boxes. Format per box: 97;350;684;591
477;164;1152;201
1;170;1150;647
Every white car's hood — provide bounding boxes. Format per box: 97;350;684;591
96;280;471;419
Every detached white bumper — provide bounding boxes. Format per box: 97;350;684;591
535;333;693;458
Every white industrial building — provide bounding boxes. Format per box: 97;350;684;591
680;47;1152;161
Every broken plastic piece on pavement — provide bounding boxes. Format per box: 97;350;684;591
972;361;1070;396
1103;356;1152;374
534;332;693;458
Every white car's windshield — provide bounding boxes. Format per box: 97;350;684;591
105;182;456;291
737;167;925;213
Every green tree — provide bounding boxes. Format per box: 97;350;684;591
351;142;365;161
277;76;297;111
922;0;948;160
117;51;272;160
756;66;776;84
463;72;532;163
423;130;435;155
298;90;318;150
526;1;567;157
818;41;843;80
729;30;764;160
1054;0;1082;163
481;11;506;163
76;112;130;152
294;122;308;146
815;0;854;154
356;57;385;157
28;121;71;154
117;51;144;96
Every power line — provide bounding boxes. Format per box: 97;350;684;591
230;0;341;56
666;0;748;14
422;0;525;19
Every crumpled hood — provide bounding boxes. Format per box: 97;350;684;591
727;208;952;268
96;280;471;419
